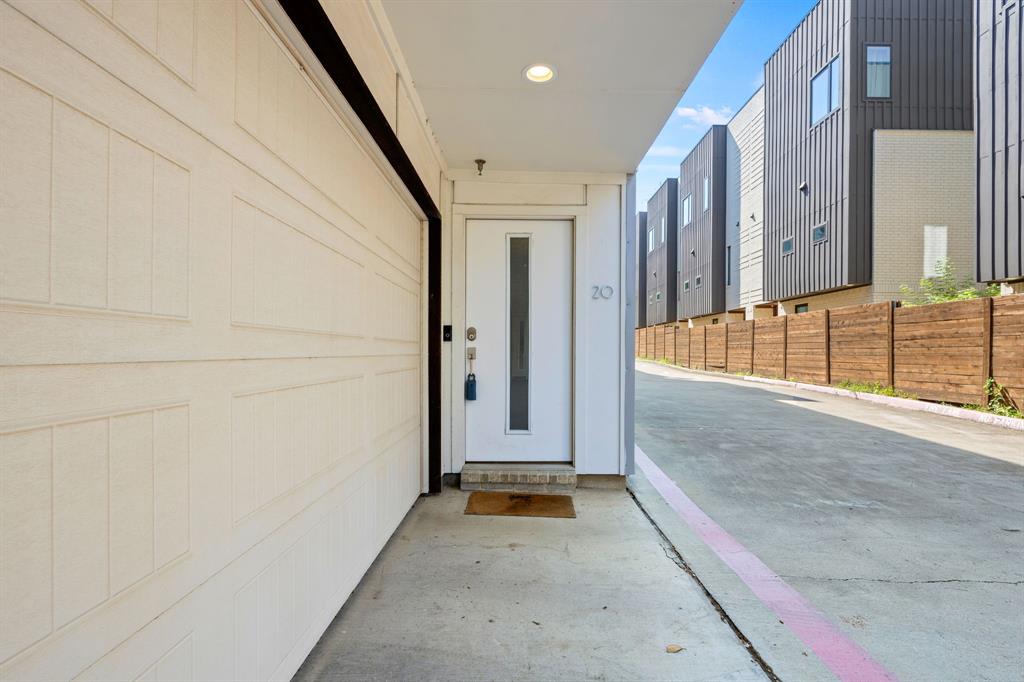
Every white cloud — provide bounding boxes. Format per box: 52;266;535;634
675;105;733;126
646;145;688;158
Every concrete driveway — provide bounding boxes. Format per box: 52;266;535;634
631;361;1024;682
295;486;768;681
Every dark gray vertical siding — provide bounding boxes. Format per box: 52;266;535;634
636;212;647;328
764;0;849;302
977;0;1023;282
645;179;678;324
849;0;973;281
765;0;973;301
678;126;727;318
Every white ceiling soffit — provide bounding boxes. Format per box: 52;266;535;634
379;0;741;174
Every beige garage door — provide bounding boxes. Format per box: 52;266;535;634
1;2;423;679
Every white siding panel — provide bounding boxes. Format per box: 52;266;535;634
109;411;156;594
109;132;155;313
0;72;51;303
52;419;110;627
0;429;52;661
151;156;190;317
51;102;109;309
0;1;423;679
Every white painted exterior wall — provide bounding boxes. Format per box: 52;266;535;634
724;87;766;318
0;1;443;679
0;0;633;679
444;172;629;477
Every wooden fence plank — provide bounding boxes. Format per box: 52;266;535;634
706;325;727;371
752;317;786;377
691;326;706;370
894;299;987;404
727;320;755;374
828;302;891;385
786;311;828;383
992;294;1024;409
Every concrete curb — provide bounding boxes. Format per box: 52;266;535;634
637;360;1024;432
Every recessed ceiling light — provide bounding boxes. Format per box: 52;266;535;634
524;63;556;83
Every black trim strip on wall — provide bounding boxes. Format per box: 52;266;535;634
279;0;443;494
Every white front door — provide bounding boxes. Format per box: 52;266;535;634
465;219;572;462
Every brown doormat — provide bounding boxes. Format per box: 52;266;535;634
464;491;576;519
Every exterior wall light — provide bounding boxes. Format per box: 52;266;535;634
524;64;556;83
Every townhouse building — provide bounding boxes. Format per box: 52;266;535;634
976;0;1023;291
678;126;734;325
0;0;743;678
763;0;976;314
724;87;773;320
645;179;679;325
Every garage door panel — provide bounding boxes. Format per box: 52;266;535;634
0;1;425;678
0;354;419;678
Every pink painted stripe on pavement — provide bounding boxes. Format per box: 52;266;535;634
635;446;897;682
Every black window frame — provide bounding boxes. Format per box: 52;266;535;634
865;44;892;99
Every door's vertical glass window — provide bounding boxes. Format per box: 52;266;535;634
508;237;529;431
866;46;891;98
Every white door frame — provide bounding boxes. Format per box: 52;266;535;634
450;204;589;473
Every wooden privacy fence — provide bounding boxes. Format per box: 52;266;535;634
634;294;1024;408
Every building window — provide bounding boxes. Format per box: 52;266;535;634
923;225;948;278
682;194;692;226
648;228;655;252
661;216;666;242
712;318;719;324
656;291;662;301
812;224;828;243
703;175;710;212
810;56;842;124
695;275;703;288
683;280;690;291
866;45;891;98
782;236;795;255
648;294;653;304
795;303;809;314
725;245;732;285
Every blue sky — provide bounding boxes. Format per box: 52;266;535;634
636;0;817;209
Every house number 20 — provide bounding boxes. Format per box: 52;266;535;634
591;285;614;300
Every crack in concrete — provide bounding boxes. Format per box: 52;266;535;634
779;575;1024;586
630;489;782;682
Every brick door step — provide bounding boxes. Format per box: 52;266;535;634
460;463;576;494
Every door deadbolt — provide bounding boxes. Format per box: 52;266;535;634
466;326;477;341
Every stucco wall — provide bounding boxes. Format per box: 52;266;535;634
0;1;437;679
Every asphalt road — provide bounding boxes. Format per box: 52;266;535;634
631;361;1024;682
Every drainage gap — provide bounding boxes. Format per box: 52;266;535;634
628;488;782;682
